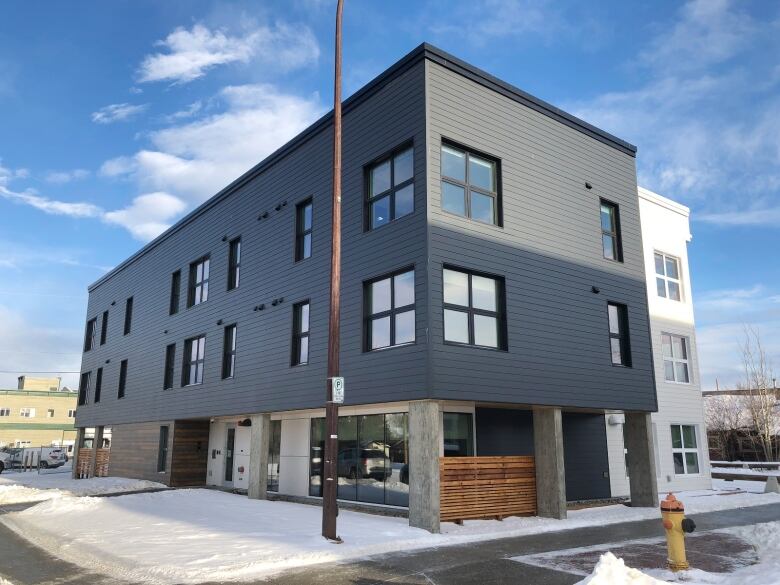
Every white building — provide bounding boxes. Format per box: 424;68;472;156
607;187;712;496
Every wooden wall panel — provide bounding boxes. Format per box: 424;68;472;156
170;419;210;487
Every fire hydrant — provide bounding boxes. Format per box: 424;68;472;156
661;493;696;571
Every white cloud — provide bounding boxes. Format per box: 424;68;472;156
0;185;102;218
103;192;187;241
698;207;780;226
0;160;28;186
137;23;319;85
99;155;136;177
45;169;90;184
165;100;204;122
91;103;148;124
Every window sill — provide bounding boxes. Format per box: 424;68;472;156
443;340;508;353
364;341;416;353
439;208;503;230
363;210;416;234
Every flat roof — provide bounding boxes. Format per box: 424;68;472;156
89;43;637;292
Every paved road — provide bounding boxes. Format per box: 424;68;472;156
1;502;779;585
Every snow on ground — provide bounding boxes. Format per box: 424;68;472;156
712;477;772;493
0;472;165;504
2;485;779;584
712;466;780;477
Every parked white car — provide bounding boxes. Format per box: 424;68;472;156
0;451;10;473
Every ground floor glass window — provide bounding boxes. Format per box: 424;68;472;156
443;412;474;456
671;424;700;474
267;420;281;492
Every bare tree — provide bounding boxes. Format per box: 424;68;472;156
704;393;745;460
739;326;779;462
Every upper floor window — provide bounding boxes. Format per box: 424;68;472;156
443;267;506;349
78;371;90;406
655;252;681;301
441;143;500;225
291;301;310;366
364;268;415;351
170;270;181;315
662;333;690;383
600;200;623;261
94;367;103;403
671;424;700;474
182;335;206;386
47;409;55;418
100;311;109;345
367;146;414;230
607;302;631;367
123;297;134;335
0;408;9;417
228;238;241;290
222;324;237;379
295;199;312;261
118;359;128;399
20;407;35;418
67;409;76;418
163;343;176;390
84;318;97;352
187;256;210;307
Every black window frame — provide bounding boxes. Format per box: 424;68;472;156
442;266;507;350
123;297;133;335
600;199;623;262
77;371;91;406
227;237;241;291
94;367;103;403
163;343;176;390
291;300;310;366
170;270;181;315
607;302;632;367
363;267;416;351
118;359;128;398
221;324;237;379
440;140;502;226
100;311;109;345
295;199;313;262
182;334;206;386
157;425;169;473
187;256;210;308
83;317;97;352
364;142;415;231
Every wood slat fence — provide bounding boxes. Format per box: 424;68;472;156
440;456;536;523
75;448;92;478
75;448;110;478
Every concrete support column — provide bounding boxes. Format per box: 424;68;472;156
71;427;85;479
409;400;442;533
89;426;104;478
248;413;271;500
624;412;658;507
533;407;567;519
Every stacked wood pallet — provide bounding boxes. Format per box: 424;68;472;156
75;448;93;478
440;456;536;523
94;448;110;477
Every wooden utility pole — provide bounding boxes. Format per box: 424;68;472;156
322;0;344;543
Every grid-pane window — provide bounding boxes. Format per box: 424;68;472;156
600;200;622;261
170;270;181;315
84;318;97;352
182;335;206;386
655;252;682;301
222;324;237;379
443;268;505;349
0;409;9;417
365;269;415;350
444;413;474;457
100;311;109;345
228;238;241;290
157;426;169;473
163;343;176;390
662;333;690;383
671;424;700;474
94;367;103;403
367;146;414;229
187;257;210;307
118;359;127;399
441;144;499;225
68;409;75;418
607;302;632;366
78;371;90;406
292;302;310;366
295;199;312;261
20;408;35;418
123;297;133;335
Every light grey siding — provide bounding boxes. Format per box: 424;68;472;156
425;60;656;411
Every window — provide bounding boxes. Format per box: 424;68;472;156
444;413;474;457
84;318;97;352
163;343;176;390
187;256;210;307
0;408;9;417
78;372;90;406
19;408;35;418
67;409;76;418
662;333;690;383
600;200;623;261
291;301;310;366
118;359;128;398
123;297;133;335
443;267;506;349
182;335;206;386
295;199;312;261
267;419;281;492
440;143;500;225
170;270;181;315
227;237;241;290
47;409;55;418
157;426;169;473
655;252;681;301
94;367;103;403
671;424;700;474
367;145;414;229
222;324;237;379
607;302;631;367
364;269;415;350
100;311;109;345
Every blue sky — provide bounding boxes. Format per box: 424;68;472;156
0;0;778;390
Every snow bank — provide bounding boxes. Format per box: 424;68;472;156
0;474;165;504
577;553;665;585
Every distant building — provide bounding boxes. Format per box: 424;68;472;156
0;376;78;451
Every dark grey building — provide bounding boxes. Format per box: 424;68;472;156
74;44;658;531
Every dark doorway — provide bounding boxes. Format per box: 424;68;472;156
225;427;235;483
